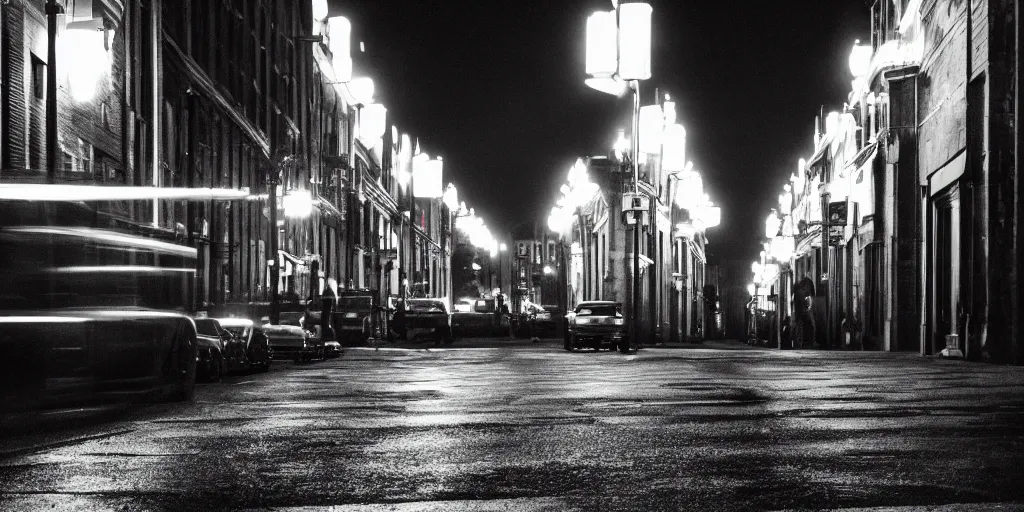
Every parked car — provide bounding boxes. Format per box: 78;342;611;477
192;319;248;380
564;301;626;352
452;297;508;337
262;323;323;362
194;319;227;382
401;298;453;344
323;339;342;358
215;318;273;372
535;304;564;334
335;293;374;345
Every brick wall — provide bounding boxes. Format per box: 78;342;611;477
918;0;969;181
1;0;125;180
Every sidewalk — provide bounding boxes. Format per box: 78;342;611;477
648;338;758;350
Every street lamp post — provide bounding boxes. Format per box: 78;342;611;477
45;0;63;185
585;0;651;353
267;154;293;325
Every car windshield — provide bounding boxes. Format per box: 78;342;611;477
576;305;621;317
408;301;446;313
223;326;250;339
339;297;372;310
194;319;220;336
278;313;304;326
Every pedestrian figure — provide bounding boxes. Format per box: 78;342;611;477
792;277;816;349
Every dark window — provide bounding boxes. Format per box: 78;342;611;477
31;56;45;100
62;150;75;174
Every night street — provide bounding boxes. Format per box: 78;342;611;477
2;340;1024;511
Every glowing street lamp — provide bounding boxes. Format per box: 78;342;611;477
613;130;630;159
585;11;618;78
443;183;460;212
849;40;872;78
61;19;113;103
765;212;782;239
348;77;375;106
662;123;687;172
327;16;353;83
283;189;315;218
617;3;653;81
638;104;664;155
312;0;329;23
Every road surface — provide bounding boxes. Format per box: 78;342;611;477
3;339;1024;511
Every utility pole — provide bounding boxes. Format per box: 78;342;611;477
822;190;831;350
45;0;63;185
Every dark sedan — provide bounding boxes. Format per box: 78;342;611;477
400;299;453;344
215;318;273;372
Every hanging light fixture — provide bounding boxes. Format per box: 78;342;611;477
348;77;375;106
617;2;652;81
61;18;112;103
585;11;618;78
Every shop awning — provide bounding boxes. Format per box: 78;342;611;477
806;134;833;171
316;194;345;226
929;150;966;196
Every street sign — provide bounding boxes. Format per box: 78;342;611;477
622;192;649;212
827;201;848;245
381;248;398;260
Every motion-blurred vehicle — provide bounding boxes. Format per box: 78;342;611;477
401;298;453;344
0;192;202;411
215;318;273;372
335;292;374;345
564;301;626;352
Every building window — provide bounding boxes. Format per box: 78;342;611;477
101;102;110;130
62;150;75;174
31;56;45;100
78;139;92;175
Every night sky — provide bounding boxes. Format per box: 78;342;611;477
329;0;870;264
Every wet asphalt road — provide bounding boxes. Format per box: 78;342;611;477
3;339;1024;511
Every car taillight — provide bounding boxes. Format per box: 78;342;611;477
607;318;624;325
576;318;591;325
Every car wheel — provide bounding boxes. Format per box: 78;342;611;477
171;330;197;401
618;337;631;354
